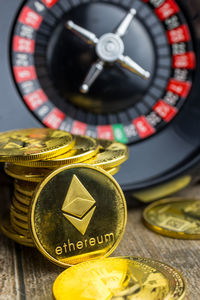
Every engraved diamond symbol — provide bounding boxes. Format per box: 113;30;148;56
62;175;96;235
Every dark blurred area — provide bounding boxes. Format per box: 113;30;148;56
0;164;13;217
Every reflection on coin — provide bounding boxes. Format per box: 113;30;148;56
14;190;31;206
0;214;34;247
13;135;99;167
14;180;37;197
30;164;127;267
0;128;75;162
84;139;129;169
53;256;185;300
143;197;200;239
5;163;51;182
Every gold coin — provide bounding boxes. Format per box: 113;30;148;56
14;179;37;197
132;256;186;300
13;197;29;214
10;205;28;222
143;197;200;239
13;135;99;167
10;214;29;230
5;163;51;182
14;190;31;206
0;128;75;162
53;256;185;300
30;164;127;267
83;139;129;169
10;218;31;237
107;166;120;176
0;214;34;247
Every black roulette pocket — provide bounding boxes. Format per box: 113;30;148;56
1;0;200;200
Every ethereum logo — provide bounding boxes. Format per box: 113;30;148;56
62;175;96;235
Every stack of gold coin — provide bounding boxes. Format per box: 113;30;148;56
11;137;128;174
0;128;76;246
0;128;129;248
0;129;186;298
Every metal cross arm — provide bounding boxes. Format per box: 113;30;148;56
118;55;151;80
66;21;99;45
80;60;104;94
66;8;151;93
114;8;136;38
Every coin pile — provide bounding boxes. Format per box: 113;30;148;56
0;128;128;247
0;128;187;300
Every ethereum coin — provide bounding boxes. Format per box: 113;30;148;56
14;190;32;206
14;179;37;197
143;197;200;239
83;139;129;169
0;128;75;162
53;256;185;300
13;135;99;167
5;163;51;182
30;164;127;267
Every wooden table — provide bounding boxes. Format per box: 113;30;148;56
0;176;200;300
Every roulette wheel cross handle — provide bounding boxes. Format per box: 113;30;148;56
66;20;98;45
66;8;150;94
114;8;136;37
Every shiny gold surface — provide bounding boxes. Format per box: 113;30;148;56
14;180;37;197
84;139;129;169
53;256;185;300
30;164;127;267
13;135;99;167
143;197;200;239
0;128;75;162
61;175;96;235
0;214;34;247
4;163;51;182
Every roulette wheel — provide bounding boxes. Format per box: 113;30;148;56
1;0;200;200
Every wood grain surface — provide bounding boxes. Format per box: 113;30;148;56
0;174;200;300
